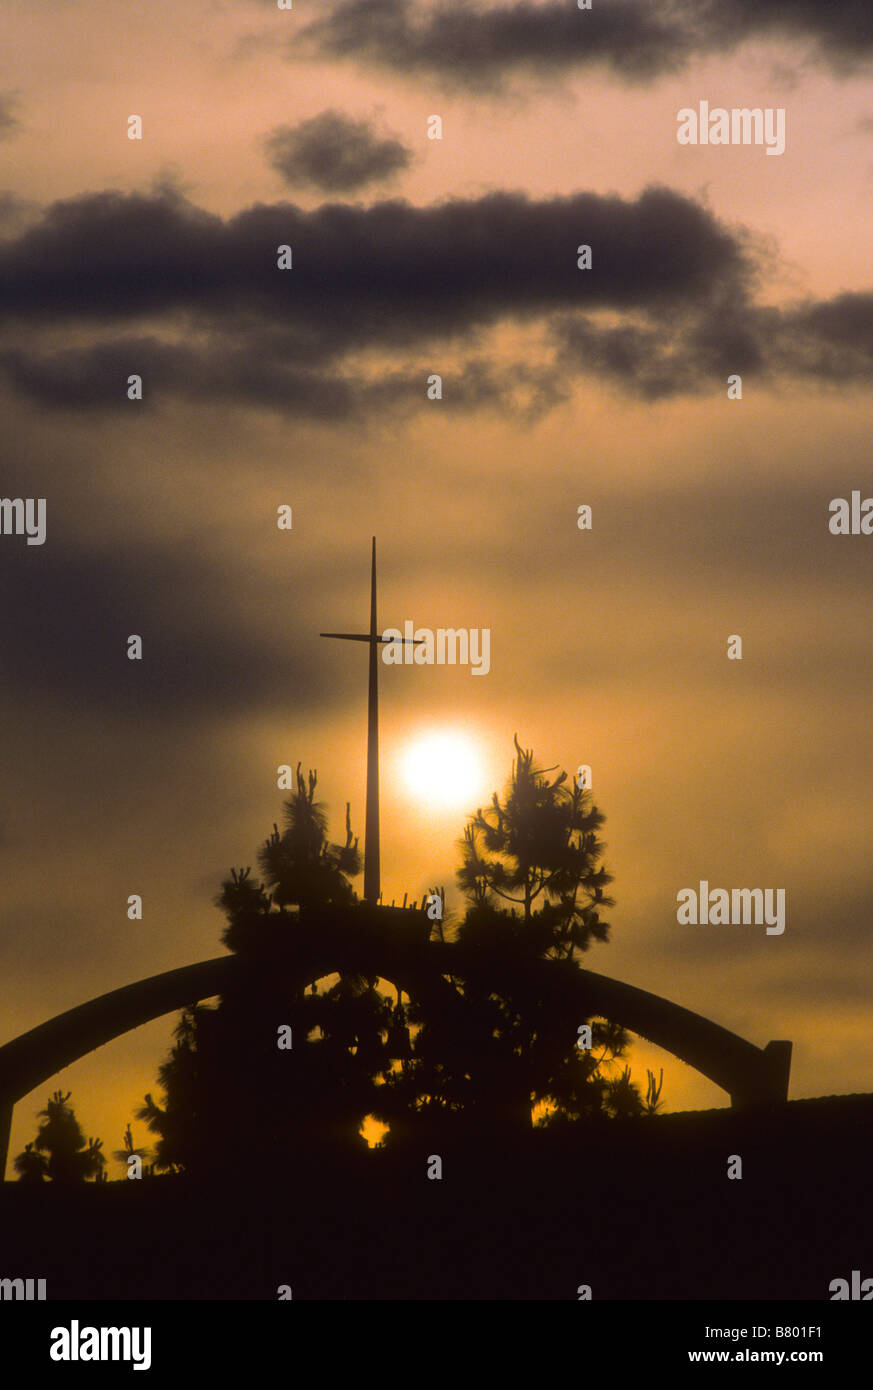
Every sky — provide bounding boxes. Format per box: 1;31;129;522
3;0;873;1176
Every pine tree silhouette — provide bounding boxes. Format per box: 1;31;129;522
15;1091;106;1185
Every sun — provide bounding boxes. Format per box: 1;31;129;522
400;729;484;811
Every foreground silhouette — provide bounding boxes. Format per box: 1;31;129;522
0;744;830;1300
136;742;652;1177
2;1092;871;1299
14;1090;105;1185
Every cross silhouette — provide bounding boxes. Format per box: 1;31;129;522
321;538;422;903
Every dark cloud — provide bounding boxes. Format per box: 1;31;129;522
553;295;769;400
295;0;698;85
1;184;872;414
0;339;562;419
744;293;873;387
265;111;411;193
294;0;873;87
0;337;360;418
784;291;873;364
705;0;873;67
555;289;873;399
0;184;746;327
0;183;751;413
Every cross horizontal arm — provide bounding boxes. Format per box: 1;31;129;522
320;632;424;644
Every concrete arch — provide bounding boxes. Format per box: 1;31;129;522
572;965;791;1108
0;913;791;1176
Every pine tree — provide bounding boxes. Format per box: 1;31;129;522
16;1091;105;1185
456;734;613;957
219;763;361;953
137;768;388;1175
390;739;651;1131
13;1141;47;1183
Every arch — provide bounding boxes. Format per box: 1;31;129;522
573;965;791;1107
0;911;791;1176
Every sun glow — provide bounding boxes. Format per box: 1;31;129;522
400;730;485;811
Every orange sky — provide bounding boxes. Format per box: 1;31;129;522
3;0;873;1175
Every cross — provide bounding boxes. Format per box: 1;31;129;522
320;538;421;904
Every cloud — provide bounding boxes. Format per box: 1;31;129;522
264;111;411;193
706;0;873;69
1;183;872;415
0;184;747;328
765;292;873;382
555;289;873;398
0;182;751;413
0;336;363;418
0;338;564;420
294;0;873;87
295;0;697;86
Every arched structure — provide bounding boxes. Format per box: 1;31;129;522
0;909;791;1176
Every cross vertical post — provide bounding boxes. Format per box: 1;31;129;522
320;539;422;905
365;536;380;903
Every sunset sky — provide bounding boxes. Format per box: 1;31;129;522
3;0;873;1175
